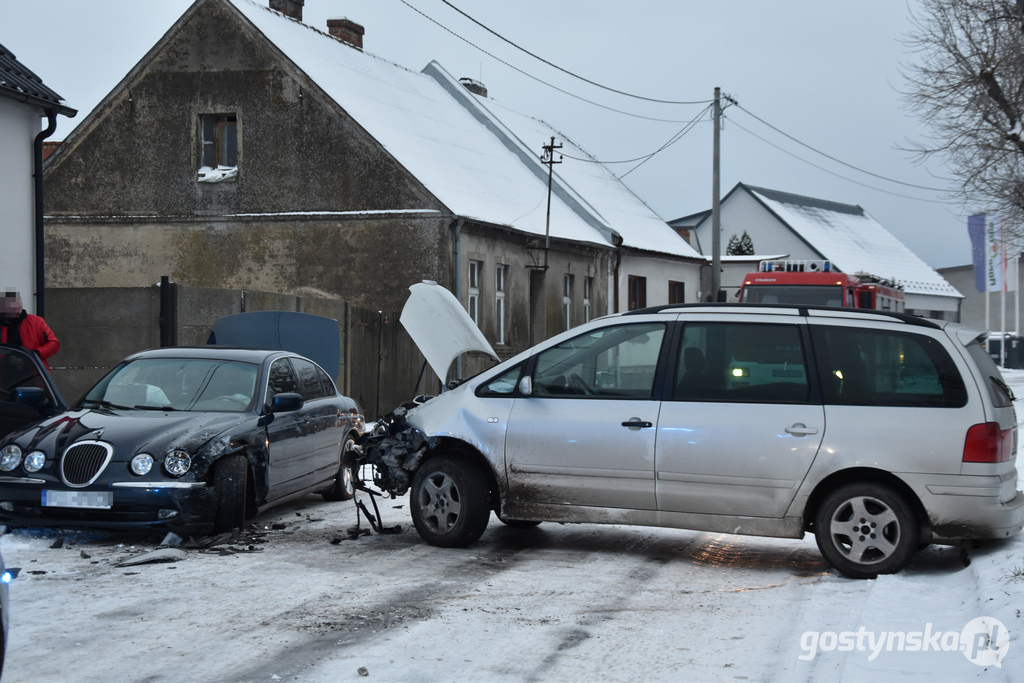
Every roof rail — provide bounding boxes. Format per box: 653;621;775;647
621;303;941;328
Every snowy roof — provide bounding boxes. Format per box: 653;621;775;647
745;185;962;298
450;92;703;259
228;0;623;250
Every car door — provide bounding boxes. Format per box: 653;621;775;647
505;321;668;510
0;345;65;440
265;357;311;498
655;316;825;518
290;357;341;481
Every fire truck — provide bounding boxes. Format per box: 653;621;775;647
738;259;904;312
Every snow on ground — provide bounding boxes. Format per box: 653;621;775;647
2;379;1023;682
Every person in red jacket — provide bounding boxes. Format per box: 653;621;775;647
2;292;59;371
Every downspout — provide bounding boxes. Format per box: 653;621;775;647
612;235;623;314
452;216;464;380
33;108;58;318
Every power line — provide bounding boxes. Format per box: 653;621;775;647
619;104;714;179
559;104;713;166
397;0;701;122
438;0;712;106
729;118;949;204
734;104;948;192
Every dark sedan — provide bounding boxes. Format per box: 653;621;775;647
0;345;363;535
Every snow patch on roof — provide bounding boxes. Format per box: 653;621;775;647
749;187;962;298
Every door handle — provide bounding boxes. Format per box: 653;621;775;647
621;418;653;429
785;423;818;436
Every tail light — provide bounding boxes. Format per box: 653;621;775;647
963;422;1014;463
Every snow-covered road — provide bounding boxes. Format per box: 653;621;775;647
3;375;1023;683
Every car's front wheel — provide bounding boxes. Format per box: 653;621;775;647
321;436;358;502
814;482;919;579
213;455;249;534
410;456;490;547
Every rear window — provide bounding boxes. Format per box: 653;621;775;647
811;326;967;408
966;340;1015;408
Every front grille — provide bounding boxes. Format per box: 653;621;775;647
61;441;114;487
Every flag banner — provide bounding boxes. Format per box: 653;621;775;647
968;213;986;293
986;214;1004;293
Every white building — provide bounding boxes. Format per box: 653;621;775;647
675;183;963;318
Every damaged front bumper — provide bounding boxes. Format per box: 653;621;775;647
357;403;436;497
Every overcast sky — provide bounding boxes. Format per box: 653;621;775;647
2;0;973;269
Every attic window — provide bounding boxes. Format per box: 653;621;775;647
198;114;237;183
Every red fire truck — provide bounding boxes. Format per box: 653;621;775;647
738;259;904;312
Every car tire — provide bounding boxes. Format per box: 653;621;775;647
499;517;542;529
213;455;248;534
321;436;358;502
410;455;490;548
814;482;920;579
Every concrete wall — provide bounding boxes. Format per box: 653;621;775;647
44;284;438;419
0;96;40;312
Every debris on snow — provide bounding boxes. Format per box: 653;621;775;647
117;548;187;567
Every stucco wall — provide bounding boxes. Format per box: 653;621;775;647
0;96;41;312
617;252;702;311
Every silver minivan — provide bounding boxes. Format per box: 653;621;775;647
361;291;1024;579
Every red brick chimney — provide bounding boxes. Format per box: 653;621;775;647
327;17;364;50
269;0;303;21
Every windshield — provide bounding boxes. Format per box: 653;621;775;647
741;284;844;307
81;358;260;412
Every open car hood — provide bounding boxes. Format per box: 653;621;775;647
400;282;498;381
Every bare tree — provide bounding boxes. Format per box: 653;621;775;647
905;0;1024;243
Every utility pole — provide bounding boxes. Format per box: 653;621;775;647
711;87;722;302
541;136;563;270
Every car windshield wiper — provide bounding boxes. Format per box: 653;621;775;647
132;404;180;411
992;376;1016;402
80;399;132;410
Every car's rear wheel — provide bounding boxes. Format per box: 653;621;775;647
410;456;490;547
814;482;919;579
321;436;358;502
213;455;248;534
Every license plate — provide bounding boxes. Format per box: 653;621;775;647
42;490;113;509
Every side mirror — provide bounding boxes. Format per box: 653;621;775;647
269;392;304;413
12;386;48;409
518;376;533;397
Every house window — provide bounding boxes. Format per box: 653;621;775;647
628;276;647;311
584;277;593;322
669;280;685;304
495;264;508;344
468;260;482;324
563;274;574;330
198;114;238;183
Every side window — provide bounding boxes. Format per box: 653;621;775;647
674;323;809;403
0;347;48;400
477;364;523;397
198;113;238;182
810;326;967;408
267;358;298;400
316;365;338;397
532;323;666;398
291;358;326;401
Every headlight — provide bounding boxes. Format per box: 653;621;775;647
0;445;22;472
131;453;154;476
23;450;46;473
163;449;192;477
